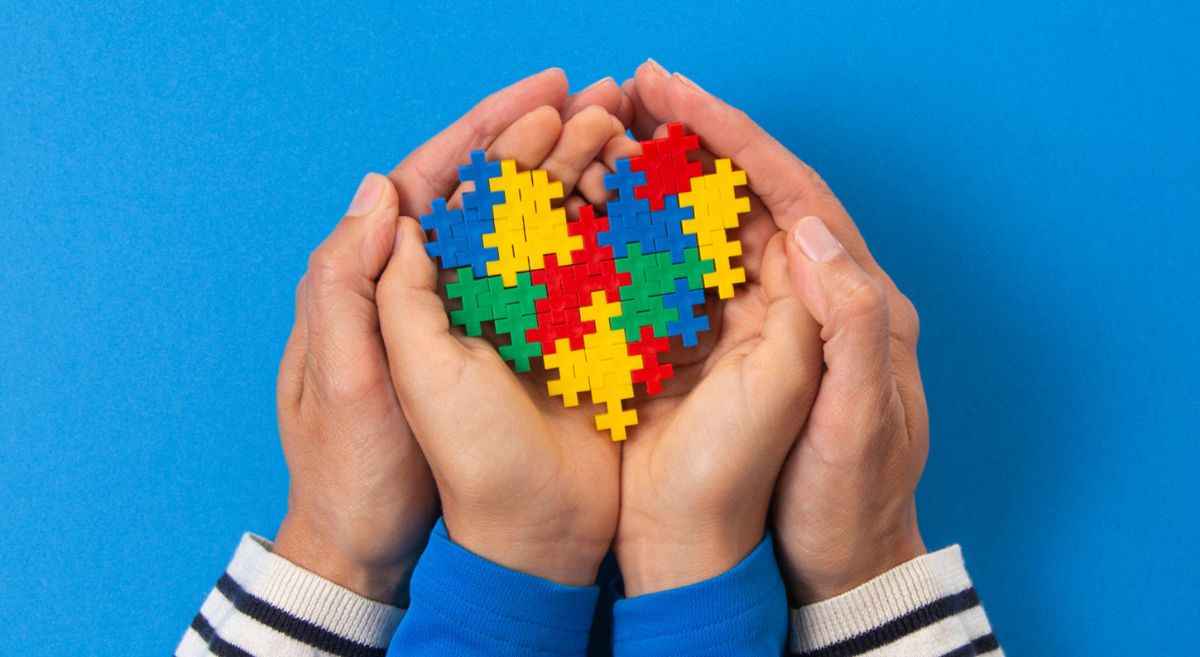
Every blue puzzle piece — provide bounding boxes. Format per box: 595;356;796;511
447;207;500;277
604;158;646;200
458;149;505;219
421;198;469;267
650;195;698;263
662;277;709;347
602;188;659;258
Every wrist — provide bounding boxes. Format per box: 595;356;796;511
274;514;420;605
780;516;926;605
443;517;610;587
616;517;765;596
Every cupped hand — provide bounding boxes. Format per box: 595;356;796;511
626;61;929;604
586;74;828;597
376;104;631;587
273;69;630;601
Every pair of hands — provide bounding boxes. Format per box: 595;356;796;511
273;63;928;607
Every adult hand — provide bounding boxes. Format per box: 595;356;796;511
273;69;626;602
626;61;929;604
376;104;630;587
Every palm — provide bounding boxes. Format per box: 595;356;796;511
430;328;620;530
621;202;818;531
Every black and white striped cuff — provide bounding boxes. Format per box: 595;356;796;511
789;545;1001;657
176;533;404;657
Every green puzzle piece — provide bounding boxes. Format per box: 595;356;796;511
612;245;715;341
445;267;546;371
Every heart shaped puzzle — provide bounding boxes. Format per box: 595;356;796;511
421;124;747;440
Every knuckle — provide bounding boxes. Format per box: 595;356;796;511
325;372;375;402
892;292;921;345
314;355;381;403
306;246;347;289
836;268;888;321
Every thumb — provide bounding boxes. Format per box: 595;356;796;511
785;215;894;406
303;173;399;388
376;214;466;400
745;232;823;389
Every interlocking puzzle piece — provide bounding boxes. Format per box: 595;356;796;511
544;338;589;407
445;266;546;369
616;245;715;299
496;310;542;372
611;255;680;342
631;123;703;211
484;160;579;286
539;291;643;440
421;199;469;267
447;207;500;277
649;195;698;264
445;266;496;336
661;276;710;347
595;397;638;442
698;237;745;300
627;326;673;395
578;292;642;442
679;158;748;299
459;150;505;220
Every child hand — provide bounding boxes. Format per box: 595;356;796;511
377;105;629;587
596;70;828;597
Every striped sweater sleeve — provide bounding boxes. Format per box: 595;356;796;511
789;545;1002;657
176;533;404;657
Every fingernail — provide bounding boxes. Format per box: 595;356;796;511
646;58;668;78
347;173;382;217
674;72;707;94
793;216;843;262
583;76;615;91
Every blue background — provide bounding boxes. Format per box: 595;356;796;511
2;1;1197;654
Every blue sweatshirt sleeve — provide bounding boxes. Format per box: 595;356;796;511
611;535;788;657
387;518;599;656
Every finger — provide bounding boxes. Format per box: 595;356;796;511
377;216;467;398
303;174;402;396
561;77;623;122
570;132;641;208
751;232;822;367
622;71;662;140
785;215;894;405
640;70;884;276
645;70;928;426
628;60;674;130
577;160;612;207
388;68;569;217
277;274;309;414
615;87;635;129
597;131;643;171
446;106;563;208
539;105;624;197
742;233;824;439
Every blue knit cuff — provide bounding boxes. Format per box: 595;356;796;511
388;518;599;656
612;534;788;656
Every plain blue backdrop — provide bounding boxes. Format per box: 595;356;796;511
2;1;1197;654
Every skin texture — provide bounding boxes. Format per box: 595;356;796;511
625;60;930;604
272;69;633;603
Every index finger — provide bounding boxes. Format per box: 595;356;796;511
388;68;569;218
